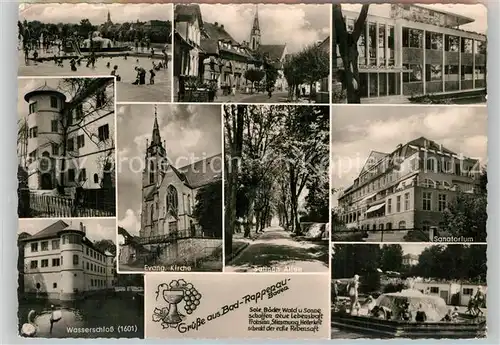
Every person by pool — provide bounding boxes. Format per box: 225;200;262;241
111;65;121;81
149;69;156;85
133;66;146;85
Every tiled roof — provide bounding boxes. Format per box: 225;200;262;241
201;23;252;58
200;40;219;55
179;154;222;188
258;44;286;61
407;136;455;155
23;220;69;241
203;23;236;43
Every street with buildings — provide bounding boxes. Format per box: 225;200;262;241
174;4;330;103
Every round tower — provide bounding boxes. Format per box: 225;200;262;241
24;83;66;190
58;228;84;300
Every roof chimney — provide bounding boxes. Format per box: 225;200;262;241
80;222;84;232
439;143;443;152
423;139;428;148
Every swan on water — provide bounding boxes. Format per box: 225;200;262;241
21;310;37;337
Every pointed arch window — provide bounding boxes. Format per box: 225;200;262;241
149;161;154;184
150;204;154;225
166;185;179;217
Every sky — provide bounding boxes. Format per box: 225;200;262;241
331;106;488;206
18;218;116;243
199;4;330;54
341;3;487;34
116;104;222;237
19;3;173;25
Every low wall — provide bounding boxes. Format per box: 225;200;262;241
159;238;222;266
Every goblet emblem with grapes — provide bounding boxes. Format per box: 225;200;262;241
155;279;202;327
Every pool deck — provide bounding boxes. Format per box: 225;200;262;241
18;50;172;102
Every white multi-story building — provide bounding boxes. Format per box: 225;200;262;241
21;220;115;301
21;79;115;191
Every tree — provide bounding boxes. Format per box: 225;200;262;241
93;239;116;256
193;180;223;238
55;78;115;189
244;69;265;93
412;245;487;283
264;62;279;92
303;170;329;222
281;106;329;233
379;244;404;272
332;244;381;279
224;105;245;257
284;43;330;102
79;18;95;38
332;4;370;103
442;191;487;242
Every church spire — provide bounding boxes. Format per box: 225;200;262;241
252;5;260;32
249;4;261;51
107;10;111;23
151;105;162;146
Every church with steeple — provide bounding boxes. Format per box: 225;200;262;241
139;107;222;240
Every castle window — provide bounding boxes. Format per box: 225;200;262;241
30;260;38;269
79;168;87;182
29;101;38;114
398;221;406;229
52;258;60;267
167;185;179;216
73;254;79;266
41;259;49;267
53;282;57;289
31;243;38;252
98;124;110;142
94;174;99;184
51;120;58;132
41;241;48;251
74;104;84;120
77;135;85;149
51;143;59;155
96;90;107;108
50;96;58;109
